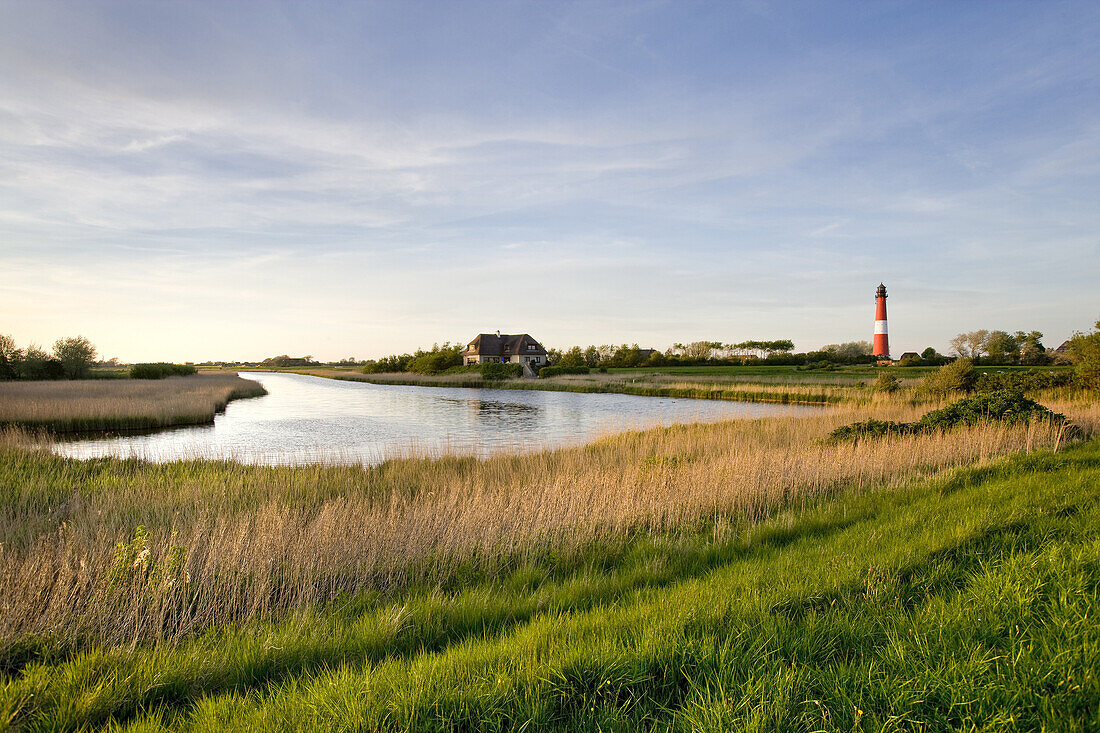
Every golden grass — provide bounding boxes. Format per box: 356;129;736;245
2;395;1096;650
0;374;266;432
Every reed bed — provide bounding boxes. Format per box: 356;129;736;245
0;374;267;432
2;396;1095;654
329;370;855;404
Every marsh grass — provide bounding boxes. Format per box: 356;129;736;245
2;397;1096;659
0;374;267;433
3;436;1100;731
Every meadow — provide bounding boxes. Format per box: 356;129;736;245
0;374;267;433
2;426;1099;730
1;372;1098;730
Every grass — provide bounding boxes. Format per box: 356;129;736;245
0;374;267;433
273;364;1079;407
2;433;1099;730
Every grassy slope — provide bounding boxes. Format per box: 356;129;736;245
3;439;1098;731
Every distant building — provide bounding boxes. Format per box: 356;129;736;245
898;351;920;362
636;348;659;361
1055;340;1072;354
464;332;548;377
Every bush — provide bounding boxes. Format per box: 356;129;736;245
920;359;977;395
797;361;839;372
915;390;1064;431
829;390;1064;443
538;365;590;378
828;419;916;442
130;363;198;379
872;371;901;393
1066;319;1100;389
975;369;1073;393
479;363;522;380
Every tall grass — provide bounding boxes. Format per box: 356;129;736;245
4;435;1100;731
0;374;266;432
2;398;1095;655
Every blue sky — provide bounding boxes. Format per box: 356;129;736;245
1;1;1097;362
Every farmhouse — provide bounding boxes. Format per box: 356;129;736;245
464;332;548;376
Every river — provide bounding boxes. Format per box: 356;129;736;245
55;372;823;465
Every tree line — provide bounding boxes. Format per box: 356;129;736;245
0;334;98;380
947;330;1051;365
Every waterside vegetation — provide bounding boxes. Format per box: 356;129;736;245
0;374;267;433
1;403;1098;729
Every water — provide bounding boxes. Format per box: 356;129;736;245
55;372;823;465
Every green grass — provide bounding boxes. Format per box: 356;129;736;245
3;439;1099;731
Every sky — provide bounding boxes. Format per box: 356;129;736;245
1;0;1098;362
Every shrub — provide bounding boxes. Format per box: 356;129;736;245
872;371;901;393
1066;319;1100;389
538;365;590;378
915;390;1064;431
829;390;1064;443
975;369;1073;393
130;363;198;379
920;359;977;395
828;419;916;442
479;363;523;380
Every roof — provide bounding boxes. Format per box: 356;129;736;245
466;333;547;356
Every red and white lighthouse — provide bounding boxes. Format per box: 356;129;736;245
873;283;890;359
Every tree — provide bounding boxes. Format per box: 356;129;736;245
984;330;1020;364
558;346;585;368
820;341;873;362
53;335;97;379
583;346;600;368
920;347;940;360
1067;319;1100;389
1017;331;1047;365
949;330;990;359
0;333;19;380
17;344;55;380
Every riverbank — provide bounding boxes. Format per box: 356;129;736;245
262;364;1083;407
278;367;857;405
0;374;267;433
3;424;1099;729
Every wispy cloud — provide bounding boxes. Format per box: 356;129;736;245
1;0;1098;360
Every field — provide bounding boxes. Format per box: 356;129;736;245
0;374;267;433
265;364;1077;407
1;385;1099;730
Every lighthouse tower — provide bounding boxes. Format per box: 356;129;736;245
873;283;890;359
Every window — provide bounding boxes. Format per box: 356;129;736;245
527;344;536;351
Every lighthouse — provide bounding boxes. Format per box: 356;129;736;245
873;283;890;359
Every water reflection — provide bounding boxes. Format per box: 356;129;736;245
56;372;823;466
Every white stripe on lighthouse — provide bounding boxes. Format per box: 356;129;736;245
874;320;888;335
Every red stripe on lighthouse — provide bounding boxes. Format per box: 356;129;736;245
873;283;890;358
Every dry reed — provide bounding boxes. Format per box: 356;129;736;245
0;374;266;432
2;396;1096;652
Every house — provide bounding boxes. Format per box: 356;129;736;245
464;332;548;377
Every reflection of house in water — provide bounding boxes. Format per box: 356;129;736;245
463;332;547;377
467;398;541;430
